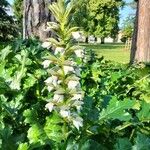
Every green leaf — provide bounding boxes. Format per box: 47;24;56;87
137;101;150;122
44;113;65;143
27;124;46;145
23;74;37;89
17;143;29;150
99;97;136;121
133;133;150;150
114;138;132;150
0;46;12;61
0;77;9;94
23;109;38;125
79;139;107;150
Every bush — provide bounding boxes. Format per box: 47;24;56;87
0;39;150;149
1;0;150;149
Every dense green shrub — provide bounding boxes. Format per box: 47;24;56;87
1;0;150;149
0;40;150;149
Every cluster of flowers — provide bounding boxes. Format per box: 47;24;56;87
42;36;84;130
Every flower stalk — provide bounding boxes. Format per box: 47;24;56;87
42;0;84;131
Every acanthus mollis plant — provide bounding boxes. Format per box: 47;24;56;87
42;0;84;137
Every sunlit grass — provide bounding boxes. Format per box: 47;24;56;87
82;43;130;64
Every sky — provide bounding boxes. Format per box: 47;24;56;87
119;0;135;27
8;0;135;27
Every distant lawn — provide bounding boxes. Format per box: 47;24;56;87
82;43;130;64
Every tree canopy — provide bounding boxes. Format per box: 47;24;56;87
13;0;23;23
73;0;124;42
0;0;18;41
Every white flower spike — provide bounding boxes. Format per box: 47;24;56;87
45;76;58;86
47;86;54;92
45;102;54;112
72;32;81;40
55;47;65;55
68;80;80;90
42;60;52;68
60;108;70;118
64;66;74;75
73;117;83;130
71;94;83;100
42;42;51;49
74;49;84;58
53;94;64;102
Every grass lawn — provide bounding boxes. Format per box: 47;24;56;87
82;43;130;64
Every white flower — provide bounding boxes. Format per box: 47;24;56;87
70;61;76;66
57;80;62;84
47;86;54;92
55;47;65;55
45;77;52;84
53;94;64;102
45;102;54;112
45;76;58;86
73;117;83;130
73;101;84;111
68;80;80;90
42;42;51;49
72;32;81;40
71;94;83;100
64;66;74;75
75;49;84;58
42;60;52;68
75;68;81;76
60;108;70;118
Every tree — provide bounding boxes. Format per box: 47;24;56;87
23;0;56;41
73;0;124;44
13;0;23;23
0;0;18;41
121;16;134;43
130;0;150;63
87;0;124;44
71;0;90;42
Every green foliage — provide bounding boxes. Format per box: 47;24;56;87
1;39;150;150
73;0;124;39
13;0;23;22
0;0;18;41
121;16;134;43
1;1;150;149
99;97;136;121
0;39;49;149
114;138;132;150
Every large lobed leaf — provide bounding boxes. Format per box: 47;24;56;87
137;101;150;122
99;97;136;122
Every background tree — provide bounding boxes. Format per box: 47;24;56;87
0;0;18;41
121;16;134;43
88;0;124;44
72;0;123;44
72;0;89;43
130;0;150;63
23;0;56;41
13;0;23;23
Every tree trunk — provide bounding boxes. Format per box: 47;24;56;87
23;0;56;41
130;0;150;63
130;1;139;64
101;37;105;44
